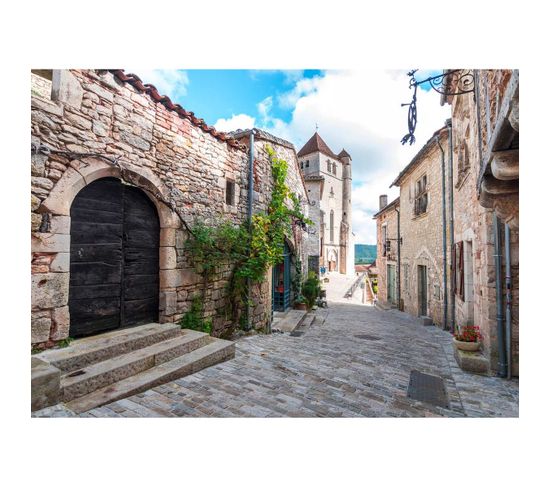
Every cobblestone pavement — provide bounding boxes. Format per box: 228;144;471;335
66;302;518;418
323;272;366;305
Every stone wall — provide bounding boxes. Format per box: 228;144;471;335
374;200;399;307
449;77;519;376
397;130;451;327
31;69;310;347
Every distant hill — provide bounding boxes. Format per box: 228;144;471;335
355;244;376;264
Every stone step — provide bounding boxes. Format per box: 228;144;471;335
61;330;210;402
36;323;181;372
65;337;236;414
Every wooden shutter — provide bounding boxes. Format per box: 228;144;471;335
451;243;456;296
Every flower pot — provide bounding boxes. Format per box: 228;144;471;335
294;302;307;310
453;337;481;352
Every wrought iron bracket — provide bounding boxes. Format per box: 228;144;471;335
401;69;474;145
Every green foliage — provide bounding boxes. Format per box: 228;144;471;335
57;337;74;348
184;145;312;333
302;271;321;309
179;296;212;334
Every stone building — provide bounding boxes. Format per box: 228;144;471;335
372;195;400;308
30;69;312;348
441;69;519;377
390;126;451;327
296;132;354;274
375;69;519;378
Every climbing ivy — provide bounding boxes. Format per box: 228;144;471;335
184;145;312;333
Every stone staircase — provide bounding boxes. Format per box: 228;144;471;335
33;323;235;414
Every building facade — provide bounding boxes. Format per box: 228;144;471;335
31;69;312;348
373;196;400;308
390;126;451;327
296;132;355;275
442;69;519;377
375;69;519;377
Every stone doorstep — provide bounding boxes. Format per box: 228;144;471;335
454;347;490;375
276;309;308;332
66;337;236;414
420;316;434;326
36;322;181;372
61;330;210;402
31;357;61;412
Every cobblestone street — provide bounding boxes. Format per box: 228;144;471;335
62;301;519;418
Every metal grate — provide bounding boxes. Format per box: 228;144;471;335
290;330;304;337
354;334;381;341
407;370;450;408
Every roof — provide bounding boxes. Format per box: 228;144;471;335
390;124;449;188
108;70;246;151
372;197;400;219
297;132;338;159
338;148;351;160
229;128;295;150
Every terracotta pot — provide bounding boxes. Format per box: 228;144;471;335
453;337;481;352
294;302;307;310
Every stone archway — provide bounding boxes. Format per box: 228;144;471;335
327;248;338;272
32;157;181;342
68;177;160;337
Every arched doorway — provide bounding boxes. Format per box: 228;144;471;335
68;177;160;337
328;248;338;272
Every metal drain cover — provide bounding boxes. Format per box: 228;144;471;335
354;334;381;341
290;330;304;337
407;370;449;408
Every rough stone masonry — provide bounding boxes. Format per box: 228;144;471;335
31;69;313;348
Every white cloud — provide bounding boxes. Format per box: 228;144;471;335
213;113;256;132
125;69;190;98
254;70;450;244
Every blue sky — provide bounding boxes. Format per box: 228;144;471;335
130;69;449;244
137;69;322;126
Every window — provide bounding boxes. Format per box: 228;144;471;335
330;210;334;242
306;160;310;168
300;161;304;169
414;174;428;215
31;69;53;101
382;225;387;256
330;186;334;197
333;163;337;175
225;179;235;206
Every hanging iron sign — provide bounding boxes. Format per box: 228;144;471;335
401;69;475;145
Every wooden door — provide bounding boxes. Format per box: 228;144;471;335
69;178;159;337
418;265;428;316
387;264;396;305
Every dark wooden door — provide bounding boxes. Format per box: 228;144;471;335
418;265;428;316
69;178;159;337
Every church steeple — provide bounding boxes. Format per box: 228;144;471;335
297;132;338;159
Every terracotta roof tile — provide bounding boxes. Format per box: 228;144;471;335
297;132;338;159
109;70;246;151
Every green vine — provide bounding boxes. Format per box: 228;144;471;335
184;145;312;334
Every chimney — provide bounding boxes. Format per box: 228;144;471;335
379;195;388;210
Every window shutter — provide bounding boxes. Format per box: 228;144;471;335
451;244;456;295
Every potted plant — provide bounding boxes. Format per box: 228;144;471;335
453;325;482;352
293;295;307;310
302;272;321;309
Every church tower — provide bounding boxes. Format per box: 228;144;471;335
338;149;354;274
296;132;354;275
